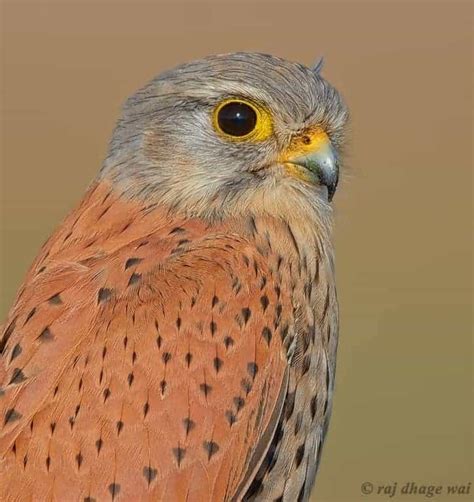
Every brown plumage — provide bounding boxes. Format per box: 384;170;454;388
0;53;347;501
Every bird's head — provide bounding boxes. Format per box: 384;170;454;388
101;53;349;222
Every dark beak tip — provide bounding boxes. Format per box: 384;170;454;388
321;171;339;203
326;185;335;203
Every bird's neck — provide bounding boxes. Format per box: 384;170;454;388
220;210;334;283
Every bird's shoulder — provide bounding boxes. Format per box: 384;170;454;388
0;181;294;500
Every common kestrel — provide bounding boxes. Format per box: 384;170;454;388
0;53;348;501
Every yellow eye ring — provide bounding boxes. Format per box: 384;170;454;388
212;98;273;142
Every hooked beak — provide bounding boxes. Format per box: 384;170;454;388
284;133;339;202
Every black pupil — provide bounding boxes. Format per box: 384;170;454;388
217;102;257;137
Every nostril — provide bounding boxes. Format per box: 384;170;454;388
302;135;311;145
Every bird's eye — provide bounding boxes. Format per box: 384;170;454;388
213;98;273;141
216;101;257;137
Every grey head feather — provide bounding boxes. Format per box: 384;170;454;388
99;52;348;221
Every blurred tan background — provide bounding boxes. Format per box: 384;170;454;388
1;0;472;501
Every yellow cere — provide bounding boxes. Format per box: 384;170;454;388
280;128;331;182
213;98;274;142
282;128;330;161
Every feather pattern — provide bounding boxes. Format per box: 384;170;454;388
0;181;338;501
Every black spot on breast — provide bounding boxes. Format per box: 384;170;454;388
75;451;83;470
143;401;150;418
247;362;258;379
128;273;142;286
137;240;149;249
38;327;54;342
212;295;219;307
233;396;245;412
160;380;167;395
232;277;242;294
84;497;96;502
4;408;22;424
260;295;269;312
185;352;192;367
203;440;219;461
162;352;172;365
199;382;212;398
103;388;111;402
277;255;284;271
116;420;124;435
183;417;195;435
295;443;305;468
169;226;185;235
210;320;217;336
213;357;223;373
224;336;234;350
172;445;186;467
241;378;252;395
261;327;272;346
97;288;112;304
48;293;63;305
253;260;260;278
127;372;134;387
108;483;120;500
125;257;142;270
9;368;26;385
143;466;157;485
225;410;237;426
241;307;251;324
